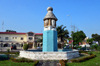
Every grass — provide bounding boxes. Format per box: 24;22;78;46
0;60;34;66
0;52;19;55
0;52;35;66
66;51;100;66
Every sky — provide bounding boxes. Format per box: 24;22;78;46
0;0;100;38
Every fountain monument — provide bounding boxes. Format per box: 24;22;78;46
19;7;80;60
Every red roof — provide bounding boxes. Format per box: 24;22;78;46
0;32;43;35
35;33;43;35
0;32;26;34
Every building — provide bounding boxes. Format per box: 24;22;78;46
0;31;43;50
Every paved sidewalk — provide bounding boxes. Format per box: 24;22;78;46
37;60;61;66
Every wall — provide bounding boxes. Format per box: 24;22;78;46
0;34;27;42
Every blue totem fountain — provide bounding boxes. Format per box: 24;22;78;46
19;7;80;60
43;7;58;52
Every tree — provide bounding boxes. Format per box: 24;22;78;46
92;34;100;45
71;31;86;45
23;44;28;50
87;38;93;44
57;25;69;42
6;30;16;32
92;34;100;41
37;38;43;42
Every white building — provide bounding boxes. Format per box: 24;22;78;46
0;31;43;50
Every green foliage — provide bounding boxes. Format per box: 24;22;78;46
69;45;72;49
7;49;10;53
88;52;93;55
79;51;93;55
66;51;100;66
10;57;34;62
10;57;39;66
23;44;28;50
79;51;88;54
71;31;86;45
92;34;100;44
76;46;82;49
0;52;19;55
87;38;93;44
6;30;16;32
33;61;39;66
59;60;68;66
10;57;39;65
92;34;100;41
91;44;98;50
37;38;43;42
0;60;35;66
70;54;96;62
0;52;100;66
57;25;69;42
97;46;100;51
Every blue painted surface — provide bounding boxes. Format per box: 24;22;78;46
43;30;58;52
27;49;72;52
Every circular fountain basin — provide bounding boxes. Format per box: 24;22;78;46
19;49;80;60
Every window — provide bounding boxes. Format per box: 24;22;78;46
0;43;3;47
5;37;9;40
12;37;14;39
21;37;23;40
29;37;33;40
15;37;17;39
12;37;17;39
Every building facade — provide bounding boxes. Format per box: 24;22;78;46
0;31;43;50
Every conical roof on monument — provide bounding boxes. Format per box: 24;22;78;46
44;7;57;21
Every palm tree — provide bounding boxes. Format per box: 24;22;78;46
57;25;69;42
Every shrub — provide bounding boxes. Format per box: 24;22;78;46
97;46;100;51
79;50;88;54
23;44;28;50
88;52;93;55
70;54;96;62
76;46;82;49
91;44;98;50
59;60;68;66
10;57;34;62
7;49;10;53
33;61;39;66
0;52;19;55
11;57;39;65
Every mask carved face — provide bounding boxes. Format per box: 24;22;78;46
45;20;48;27
52;20;55;28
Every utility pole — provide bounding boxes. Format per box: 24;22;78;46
71;25;76;32
2;21;4;31
67;15;74;49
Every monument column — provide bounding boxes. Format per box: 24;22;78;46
43;7;58;52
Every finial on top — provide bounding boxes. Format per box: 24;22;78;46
44;7;57;21
47;7;53;11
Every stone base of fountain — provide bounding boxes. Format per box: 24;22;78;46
19;50;80;60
